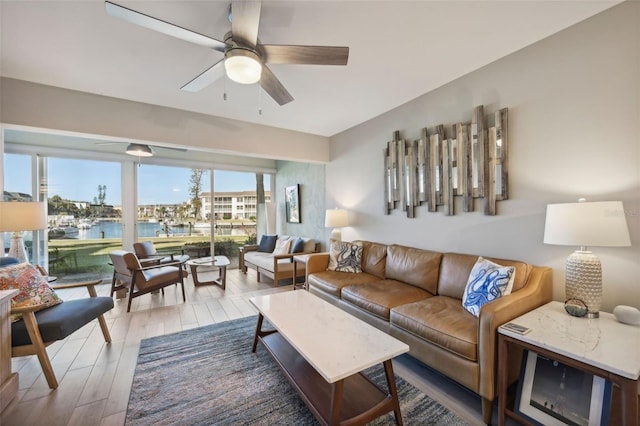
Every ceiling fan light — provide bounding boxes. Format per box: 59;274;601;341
126;143;153;157
225;49;262;84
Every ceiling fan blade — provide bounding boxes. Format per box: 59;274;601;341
261;45;349;65
231;0;262;47
153;145;188;153
181;59;226;92
105;1;227;52
260;65;294;106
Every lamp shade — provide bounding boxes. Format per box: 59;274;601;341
126;143;153;157
325;209;348;228
543;201;631;247
225;48;262;85
0;201;47;232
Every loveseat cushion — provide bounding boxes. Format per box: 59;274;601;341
308;270;379;298
244;251;292;270
390;296;478;362
341;280;432;321
385;245;442;294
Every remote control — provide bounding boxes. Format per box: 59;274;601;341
501;322;531;335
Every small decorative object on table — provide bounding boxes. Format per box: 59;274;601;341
613;305;640;326
564;298;588;317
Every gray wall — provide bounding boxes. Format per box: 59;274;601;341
275;161;326;246
327;1;639;311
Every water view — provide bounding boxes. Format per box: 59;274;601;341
48;220;255;240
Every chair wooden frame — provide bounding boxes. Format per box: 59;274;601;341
10;279;112;390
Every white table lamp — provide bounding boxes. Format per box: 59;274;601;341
543;200;631;318
325;209;348;242
0;201;47;262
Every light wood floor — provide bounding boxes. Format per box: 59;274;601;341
1;268;489;426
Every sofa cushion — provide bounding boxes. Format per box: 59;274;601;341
390;296;478;362
357;241;387;279
385;245;442;294
341;280;432;321
438;253;532;299
308;270;380;298
257;235;277;253
462;257;515;317
328;240;363;273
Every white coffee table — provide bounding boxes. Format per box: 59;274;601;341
250;290;409;425
186;256;230;289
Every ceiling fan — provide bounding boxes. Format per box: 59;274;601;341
105;0;349;106
94;141;187;157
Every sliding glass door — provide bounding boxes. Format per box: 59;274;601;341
44;157;122;277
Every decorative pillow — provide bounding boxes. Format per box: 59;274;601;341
462;257;515;317
328;240;363;273
257;235;278;253
272;238;292;256
290;238;305;254
0;262;63;322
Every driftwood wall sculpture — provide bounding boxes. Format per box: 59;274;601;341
384;106;508;217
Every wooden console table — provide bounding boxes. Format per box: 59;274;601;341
0;290;18;412
498;301;640;426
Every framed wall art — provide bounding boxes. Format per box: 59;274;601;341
515;350;612;426
285;184;301;223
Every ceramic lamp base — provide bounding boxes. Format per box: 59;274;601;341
565;250;602;318
8;232;28;263
330;228;342;242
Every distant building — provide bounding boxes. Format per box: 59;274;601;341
202;191;271;220
137;191;271;221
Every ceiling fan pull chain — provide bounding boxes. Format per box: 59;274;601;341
223;74;228;101
258;85;263;115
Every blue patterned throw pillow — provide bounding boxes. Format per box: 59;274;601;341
462;257;515;317
327;240;363;273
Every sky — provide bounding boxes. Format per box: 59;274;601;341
3;154;270;205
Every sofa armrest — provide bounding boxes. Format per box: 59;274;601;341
242;244;259;252
477;266;553;400
306;253;330;275
240;244;259;272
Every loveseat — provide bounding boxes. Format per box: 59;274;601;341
240;235;320;286
306;241;552;424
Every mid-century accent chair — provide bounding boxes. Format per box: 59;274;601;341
2;258;113;389
109;250;187;312
133;241;190;265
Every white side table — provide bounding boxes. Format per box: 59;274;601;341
498;301;640;425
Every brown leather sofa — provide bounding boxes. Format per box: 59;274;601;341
306;241;552;424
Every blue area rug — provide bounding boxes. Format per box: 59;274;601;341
126;316;468;425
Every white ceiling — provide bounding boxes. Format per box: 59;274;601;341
1;0;621;138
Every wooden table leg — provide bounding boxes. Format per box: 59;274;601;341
619;376;639;426
329;379;344;425
383;359;403;426
218;265;226;290
498;335;509;426
252;314;264;353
